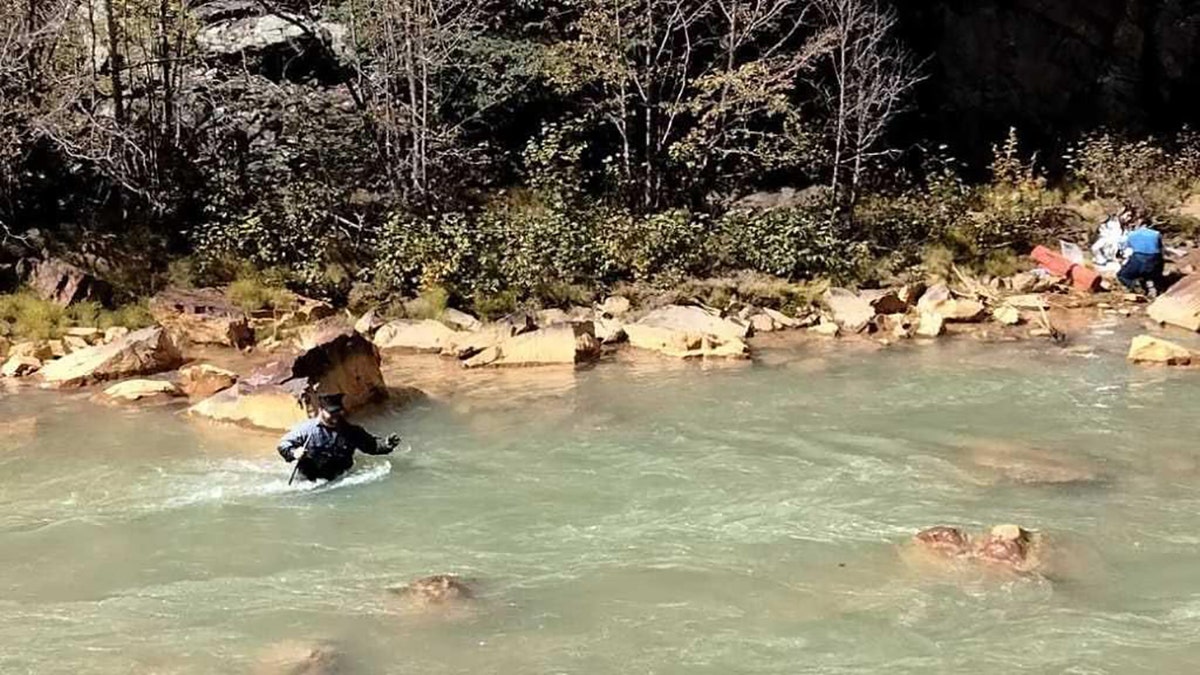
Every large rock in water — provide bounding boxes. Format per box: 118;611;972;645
178;363;239;399
1127;335;1193;366
150;288;253;347
101;379;182;402
39;327;183;387
624;305;749;359
1148;275;1200;332
189;325;387;431
916;283;986;322
28;258;112;307
374;319;464;352
463;323;600;368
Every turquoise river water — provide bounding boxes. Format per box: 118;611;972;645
2;321;1200;673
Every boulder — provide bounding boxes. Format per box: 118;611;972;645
1;355;41;377
749;313;778;333
594;317;626;344
1007;272;1039;293
178;364;239;399
388;575;474;608
150;288;253;347
598;295;632;317
39;327;183;388
441;313;537;359
1127;335;1193;365
440;308;482;332
637;305;750;341
9;341;52;361
104;326;130;343
28;258;112;307
536;308;571;327
1148;274;1200;331
624;305;751;358
808;320;841;337
762;307;801;329
102;379;182;402
64;326;103;342
822;288;875;333
353;309;385;337
916;312;945;337
374;319;464;352
62;335;91;353
859;289;909;315
879;313;914;339
463;323;600;368
47;339;66;358
992;305;1022;326
1004;294;1050;310
918;284;986;322
190;328;386;431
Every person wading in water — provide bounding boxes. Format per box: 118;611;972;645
277;393;400;482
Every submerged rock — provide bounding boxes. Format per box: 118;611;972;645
904;524;1051;579
965;441;1103;486
1127;335;1193;366
39;327;183;388
150;288;253;348
387;574;476;614
463;323;600;368
252;639;344;675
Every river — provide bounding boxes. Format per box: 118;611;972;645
2;322;1200;673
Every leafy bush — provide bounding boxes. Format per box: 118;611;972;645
1064;130;1200;216
0;293;153;341
713;206;864;282
227;272;295;313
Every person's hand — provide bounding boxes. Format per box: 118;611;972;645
385;433;401;449
291;447;306;463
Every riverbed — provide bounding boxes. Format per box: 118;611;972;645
2;322;1200;673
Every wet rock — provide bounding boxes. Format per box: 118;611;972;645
1;355;41;377
190;329;386;431
150;288;253;348
1005;294;1050;311
463;323;600;368
178;363;239;399
967;441;1102;485
762;307;800;329
102;379;182;402
388;574;475;610
880;313;914;339
598;295;632;317
906;524;1049;578
1148;274;1200;331
440;308;482;332
28;258;112;307
915;312;945;337
822;288;874;333
913;526;972;558
374;319;464;353
1127;335;1193;366
441;313;537;359
62;335;91;353
973;524;1045;574
39;327;183;388
252;639;344;675
625;306;750;358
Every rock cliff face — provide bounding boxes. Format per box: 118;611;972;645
897;0;1200;153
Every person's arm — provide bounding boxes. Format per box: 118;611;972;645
277;421;312;462
346;424;399;455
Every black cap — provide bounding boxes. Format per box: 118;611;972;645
317;393;346;414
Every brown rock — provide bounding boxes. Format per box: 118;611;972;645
992;305;1022;326
1127;335;1194;365
64;326;103;342
808;320;841;337
178;364;239;399
389;574;474;606
104;326;130;343
762;307;800;329
252;640;343;675
353;309;384;337
463;323;600;368
916;312;945;337
625;306;751;358
150;288;253;347
1148;275;1200;331
47;339;66;358
823;288;875;333
28;258;112;307
1;355;41;377
749;313;778;333
859;289;909;315
594;316;626;344
440;308;482;332
598;295;632;317
39;327;183;388
913;526;972;558
62;335;91;353
9;341;52;361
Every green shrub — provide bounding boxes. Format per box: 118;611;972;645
227;272;294;313
472;289;519;320
0;294;154;341
713;207;863;282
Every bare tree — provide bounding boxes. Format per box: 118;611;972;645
815;0;923;209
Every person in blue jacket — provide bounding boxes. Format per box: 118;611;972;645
1117;224;1165;296
277;393;400;482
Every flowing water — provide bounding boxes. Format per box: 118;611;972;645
3;324;1200;674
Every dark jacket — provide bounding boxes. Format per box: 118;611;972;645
277;418;391;481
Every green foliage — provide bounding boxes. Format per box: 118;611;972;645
472;290;519;321
712;206;864;282
0;293;152;341
227;272;294;313
403;285;451;320
1064;130;1200;217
